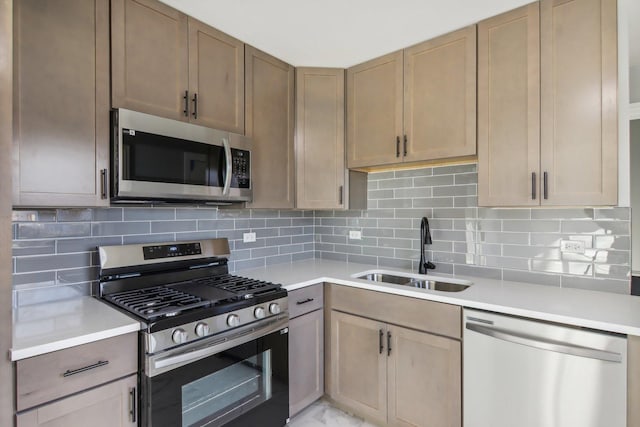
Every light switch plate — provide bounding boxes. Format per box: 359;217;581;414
349;230;362;240
243;232;256;243
560;239;585;254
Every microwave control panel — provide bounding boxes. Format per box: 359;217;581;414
230;149;250;189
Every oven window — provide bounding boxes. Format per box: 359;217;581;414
182;350;272;427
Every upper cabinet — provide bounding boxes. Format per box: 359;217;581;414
478;0;617;206
245;46;295;209
188;19;244;133
540;0;617;206
404;26;477;162
347;27;477;169
13;0;110;207
296;68;346;210
111;0;244;133
347;51;404;168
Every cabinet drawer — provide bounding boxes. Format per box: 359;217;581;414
327;284;461;339
288;284;323;319
16;374;137;427
17;332;138;411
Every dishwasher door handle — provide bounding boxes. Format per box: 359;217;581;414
465;322;622;363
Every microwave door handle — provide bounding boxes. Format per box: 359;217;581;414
222;137;232;196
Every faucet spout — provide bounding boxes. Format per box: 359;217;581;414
419;216;436;274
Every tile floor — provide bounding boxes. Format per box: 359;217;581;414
288;400;378;427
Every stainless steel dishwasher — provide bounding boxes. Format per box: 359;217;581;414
463;308;627;427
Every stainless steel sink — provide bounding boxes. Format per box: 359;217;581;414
357;273;411;285
405;280;469;292
355;271;470;292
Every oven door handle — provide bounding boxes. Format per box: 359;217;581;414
149;317;288;377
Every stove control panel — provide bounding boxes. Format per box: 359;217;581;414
146;296;288;354
143;242;202;260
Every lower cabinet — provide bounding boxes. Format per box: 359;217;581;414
15;332;138;427
288;284;324;417
16;374;137;427
327;284;461;427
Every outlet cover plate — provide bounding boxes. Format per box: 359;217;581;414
243;232;257;243
560;240;585;254
349;230;362;240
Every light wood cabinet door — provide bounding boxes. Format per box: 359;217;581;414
387;326;461;427
404;26;477;162
477;4;540;207
330;311;387;425
111;0;189;121
289;309;324;417
16;375;137;427
188;18;244;133
295;68;345;209
540;0;617;205
347;51;403;168
245;46;295;209
13;0;110;207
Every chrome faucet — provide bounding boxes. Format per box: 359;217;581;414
419;216;436;274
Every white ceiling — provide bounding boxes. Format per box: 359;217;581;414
159;0;536;68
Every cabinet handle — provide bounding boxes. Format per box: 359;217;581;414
192;93;198;119
100;169;108;200
339;185;344;205
129;387;137;423
531;172;536;200
296;298;314;305
62;360;109;377
379;329;384;354
183;90;189;117
403;135;408;156
543;172;548;200
396;136;400;158
387;331;392;356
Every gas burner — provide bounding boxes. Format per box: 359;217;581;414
105;286;210;321
193;274;282;297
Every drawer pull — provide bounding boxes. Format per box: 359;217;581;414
296;298;315;305
129;387;137;422
62;360;109;377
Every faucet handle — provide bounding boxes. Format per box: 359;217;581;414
425;261;436;270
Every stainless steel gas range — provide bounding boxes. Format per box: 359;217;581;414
96;238;289;427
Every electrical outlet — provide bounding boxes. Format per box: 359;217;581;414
349;230;362;240
560;240;585;254
243;232;256;243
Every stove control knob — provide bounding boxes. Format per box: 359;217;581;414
171;328;188;344
226;314;240;328
194;322;210;337
269;303;281;315
254;307;266;319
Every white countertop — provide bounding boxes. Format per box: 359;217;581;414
11;297;141;361
239;259;640;336
11;259;640;361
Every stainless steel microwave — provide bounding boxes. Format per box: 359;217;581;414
110;109;252;204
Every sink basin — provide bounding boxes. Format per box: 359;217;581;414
357;273;411;285
354;271;470;292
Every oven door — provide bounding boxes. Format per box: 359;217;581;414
143;318;288;427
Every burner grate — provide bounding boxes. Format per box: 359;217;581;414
193;274;281;296
106;286;210;320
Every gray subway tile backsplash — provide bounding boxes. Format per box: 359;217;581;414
313;163;630;294
11;163;632;305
